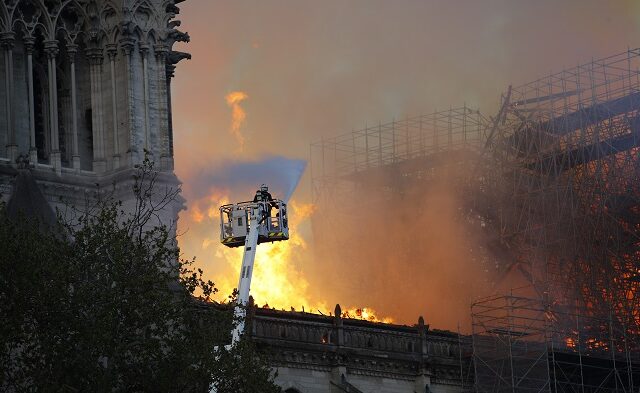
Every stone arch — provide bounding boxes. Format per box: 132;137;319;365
356;333;365;348
256;321;264;336
0;1;9;31
24;0;54;39
366;335;374;348
320;330;329;344
407;340;414;352
131;0;156;34
57;0;88;19
390;337;399;351
146;28;158;45
53;0;89;37
131;24;145;43
386;336;393;350
99;0;120;22
131;0;153;12
289;325;299;340
8;0;52;38
98;0;119;43
269;323;278;337
11;5;35;38
106;24;120;46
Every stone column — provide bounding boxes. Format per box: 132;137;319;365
67;44;80;170
119;38;137;166
24;37;38;164
87;48;106;173
331;304;347;384
59;92;71;163
154;44;170;170
139;44;150;154
106;44;120;169
166;63;176;162
415;316;432;392
333;303;344;346
1;32;16;162
44;40;61;173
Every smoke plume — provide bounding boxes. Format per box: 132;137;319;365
310;160;497;330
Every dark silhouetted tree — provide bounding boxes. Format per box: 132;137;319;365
0;158;280;393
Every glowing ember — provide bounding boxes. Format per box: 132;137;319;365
565;337;576;348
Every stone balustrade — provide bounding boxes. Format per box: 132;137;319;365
247;304;469;391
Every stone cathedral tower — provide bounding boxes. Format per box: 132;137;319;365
0;0;190;223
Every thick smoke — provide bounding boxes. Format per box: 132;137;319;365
309;160;499;330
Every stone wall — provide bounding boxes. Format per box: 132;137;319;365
249;305;469;393
0;0;190;173
0;0;189;224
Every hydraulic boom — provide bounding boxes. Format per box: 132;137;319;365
219;185;289;344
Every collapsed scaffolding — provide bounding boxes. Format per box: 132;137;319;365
472;48;640;393
310;48;640;392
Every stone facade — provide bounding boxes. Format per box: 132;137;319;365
249;305;468;393
0;0;189;223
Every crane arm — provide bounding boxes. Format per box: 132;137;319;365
230;205;261;344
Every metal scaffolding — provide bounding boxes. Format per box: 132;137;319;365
483;48;640;333
310;105;488;203
469;47;640;393
472;292;640;393
309;106;491;294
309;48;640;393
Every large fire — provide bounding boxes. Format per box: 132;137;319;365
189;191;393;323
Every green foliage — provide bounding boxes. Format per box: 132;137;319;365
0;160;280;392
213;340;282;393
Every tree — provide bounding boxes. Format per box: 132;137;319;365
0;159;280;392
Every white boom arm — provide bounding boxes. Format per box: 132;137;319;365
231;204;261;344
217;185;289;345
211;186;289;393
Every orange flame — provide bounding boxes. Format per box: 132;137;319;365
565;337;576;348
341;306;394;323
194;197;393;323
213;200;322;310
225;91;249;151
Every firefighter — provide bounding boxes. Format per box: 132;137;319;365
253;184;273;203
254;184;273;224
